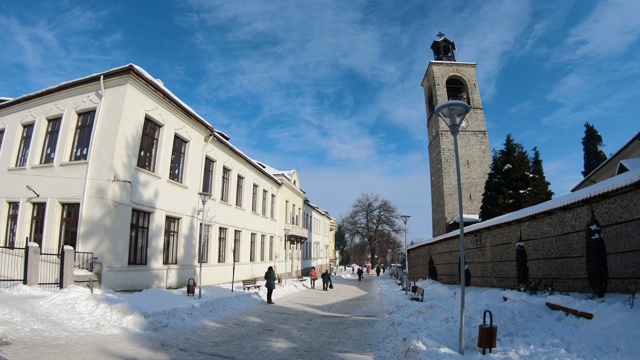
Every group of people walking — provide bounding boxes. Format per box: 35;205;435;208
309;267;333;290
264;265;335;304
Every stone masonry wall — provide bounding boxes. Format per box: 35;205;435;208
409;186;640;294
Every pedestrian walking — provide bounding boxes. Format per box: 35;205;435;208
321;270;332;291
309;267;318;289
375;265;381;276
357;267;363;281
264;266;277;304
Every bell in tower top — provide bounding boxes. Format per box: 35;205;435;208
431;32;456;61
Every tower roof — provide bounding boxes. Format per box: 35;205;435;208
430;32;456;61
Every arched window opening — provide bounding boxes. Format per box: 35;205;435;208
446;78;469;104
427;89;435;115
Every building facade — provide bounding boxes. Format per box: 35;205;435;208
0;64;334;291
421;34;491;237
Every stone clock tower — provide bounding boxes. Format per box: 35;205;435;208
421;33;491;237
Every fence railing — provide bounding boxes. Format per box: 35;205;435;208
39;248;62;290
0;245;26;288
74;251;95;272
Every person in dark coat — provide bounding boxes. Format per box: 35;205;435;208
357;267;364;281
375;265;381;276
264;266;277;304
321;270;332;291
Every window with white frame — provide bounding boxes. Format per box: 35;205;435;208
218;227;227;263
163;217;180;265
169;136;187;183
221;167;230;202
4;202;19;248
236;175;244;207
262;190;268;216
199;223;210;263
30;203;46;247
250;233;256;262
251;184;258;212
129;209;150;265
137;117;161;172
59;203;79;250
15;123;34;167
260;234;265;261
234;230;241;263
202;158;215;194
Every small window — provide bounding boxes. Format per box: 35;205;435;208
250;233;256;262
260;234;265;261
236;175;244;207
30;203;46;247
262;190;268;216
4;202;19;248
169;136;187;183
15;124;34;167
202;158;215;194
251;184;259;212
163;217;180;265
221;167;230;202
137;118;161;172
234;230;241;263
41;117;61;164
199;223;211;263
70;111;96;161
129;209;150;265
218;228;227;263
59;203;80;249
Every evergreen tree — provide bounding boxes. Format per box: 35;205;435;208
334;223;350;266
480;135;553;221
582;122;607;177
525;147;554;207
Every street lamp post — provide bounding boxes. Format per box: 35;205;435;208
284;228;290;284
400;215;411;294
434;100;471;355
197;191;211;299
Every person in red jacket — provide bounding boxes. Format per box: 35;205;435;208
309;267;318;289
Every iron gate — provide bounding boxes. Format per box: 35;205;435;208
0;244;26;288
39;248;63;289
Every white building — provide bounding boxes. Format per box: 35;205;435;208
0;64;334;291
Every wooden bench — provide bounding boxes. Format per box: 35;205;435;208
411;287;425;302
242;279;262;290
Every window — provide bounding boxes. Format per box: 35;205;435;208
235;175;244;207
234;230;241;263
250;233;256;262
202;158;215;194
38;117;61;164
0;129;5;154
59;203;79;249
262;190;268;216
30;203;46;247
4;202;19;248
70;110;95;161
269;236;274;261
218;227;227;263
270;194;275;219
221;167;230;202
163;217;180;265
446;78;469;104
252;184;259;212
260;234;265;261
169;136;187;183
137;118;160;172
15;124;34;167
199;224;211;263
129;209;150;265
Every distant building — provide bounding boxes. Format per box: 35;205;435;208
0;64;333;291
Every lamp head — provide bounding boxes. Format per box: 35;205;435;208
434;100;471;132
400;215;411;224
198;191;211;205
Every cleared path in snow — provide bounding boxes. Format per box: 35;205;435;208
141;272;387;359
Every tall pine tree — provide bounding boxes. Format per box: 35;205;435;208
525;147;554;207
582;122;607;177
480;135;553;221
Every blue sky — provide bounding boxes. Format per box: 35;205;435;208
1;0;639;241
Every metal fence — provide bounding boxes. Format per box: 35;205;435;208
39;248;63;290
74;251;95;272
0;244;26;288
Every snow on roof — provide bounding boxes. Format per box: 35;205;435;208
448;214;480;224
411;166;640;249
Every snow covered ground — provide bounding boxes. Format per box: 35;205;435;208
1;269;638;359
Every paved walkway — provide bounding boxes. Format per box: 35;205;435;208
144;273;386;359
